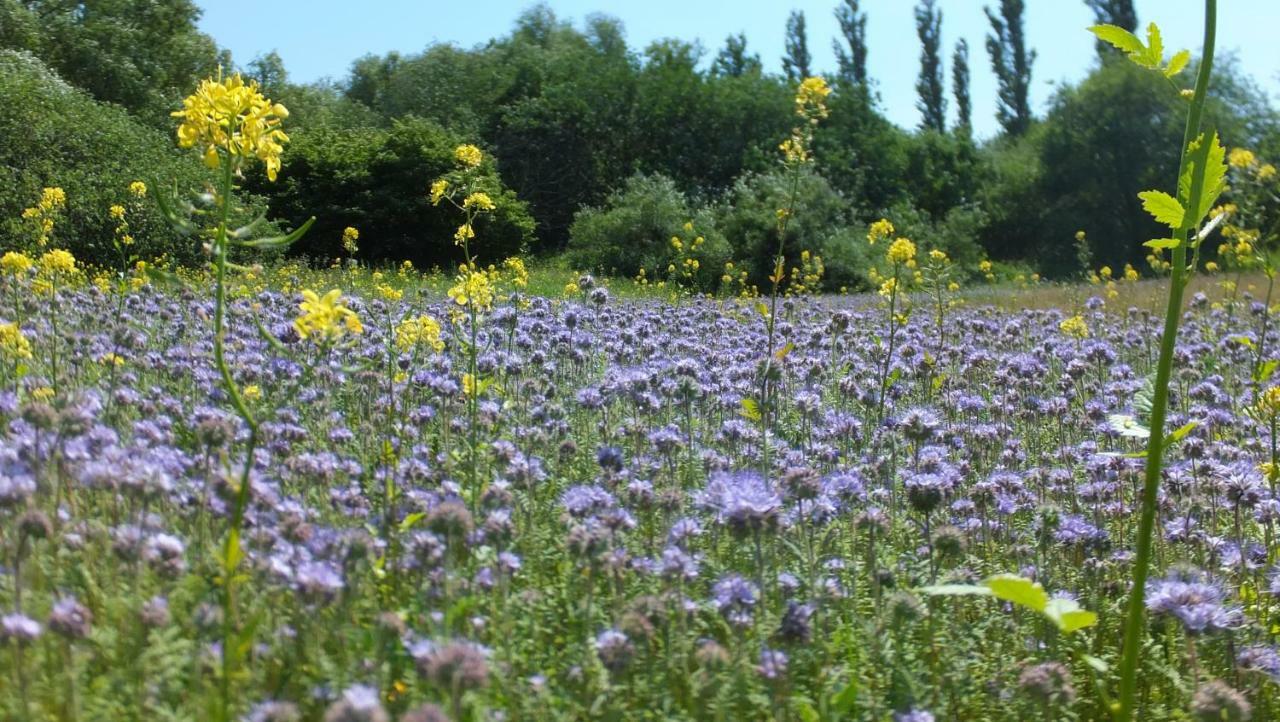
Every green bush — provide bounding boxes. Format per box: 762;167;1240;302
0;50;214;266
247;116;536;268
883;200;987;273
567;173;731;290
714;168;858;291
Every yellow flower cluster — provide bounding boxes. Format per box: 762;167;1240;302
0;322;32;361
794;77;831;121
1255;386;1280;418
1059;315;1089;340
463;192;495;211
342;227;360;255
503;256;529;289
171;72;290;181
455;144;483;168
1;252;34;275
396;314;445;353
1229;148;1256;169
21;187;67;247
38;249;77;276
447;267;495;310
129;181;148;198
786;250;825;296
429;180;450;205
867;219;894;246
886;237;917;265
293;289;362;342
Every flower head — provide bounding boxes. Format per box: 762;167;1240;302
396;314;444;353
454;144;483;168
887;237;917;265
293;289;362;342
341;227;359;255
171;71;289;181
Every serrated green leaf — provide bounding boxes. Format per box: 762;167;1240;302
986;574;1048;613
1165;49;1191;77
1088;24;1143;55
1140;22;1164;68
1135;376;1155;420
1143;238;1181;250
740;397;761;422
1138;190;1185;229
1179;132;1228;229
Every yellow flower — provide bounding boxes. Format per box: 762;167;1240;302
463;192;496;211
779;135;808;163
878;277;897;297
171;71;290;181
867;219;894;246
928;249;948;263
293;288;362;342
1259;164;1277;181
503;257;529;289
243;384;261;401
886;237;916;265
39;187;66;211
447;268;494;310
461;373;478;397
1;252;34;275
429;179;450;206
0;322;32;360
129;181;148;198
1059;315;1089;339
1256;386;1280;418
38;249;77;276
30;386;54;402
454;223;475;245
978;259;992;274
454;144;483;168
375;284;403;301
396;314;444;353
1074;230;1086;242
1228;148;1257;169
794;76;831;119
1205;261;1219;272
110;205;126;221
342;226;360;254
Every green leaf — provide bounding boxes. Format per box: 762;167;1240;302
740;398;761;422
1139;22;1164;69
1255;359;1279;383
1166;421;1199;443
1137;190;1185;229
831;681;859;714
1088;24;1143;55
1179;132;1228;228
1044;597;1099;633
235;216;316;249
398;512;426;533
1143;238;1181;250
1164;49;1191;77
986;574;1048;613
1081;653;1110;673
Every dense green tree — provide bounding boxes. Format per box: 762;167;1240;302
833;0;868;88
985;0;1036;136
0;0;225;123
914;0;946;132
782;10;812;83
712;33;762;78
952;39;972;137
248;118;535;267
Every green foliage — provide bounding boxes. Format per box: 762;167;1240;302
0;50;214;265
714;168;857;290
913;0;947;133
985;0;1036;136
566;173;729;289
782;11;812;83
249;117;535;267
0;0;224;124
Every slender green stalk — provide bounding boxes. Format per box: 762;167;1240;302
1115;3;1216;718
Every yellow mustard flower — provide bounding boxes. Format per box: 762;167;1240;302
429;179;449;205
38;249;77;276
463;192;496;211
294;288;362;342
342;227;360;255
1059;315;1089;339
447;268;494;310
454;144;483;168
396;314;445;353
1228;148;1256;169
887;237;916;265
172;71;290;181
1;252;34;275
0;322;32;360
867;219;894;246
129;181;148;198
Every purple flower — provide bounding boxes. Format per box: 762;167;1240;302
712;574;757;628
1146;571;1243;634
697;470;781;533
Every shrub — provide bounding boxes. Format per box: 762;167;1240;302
248;117;536;268
714;168;856;290
567;173;731;290
0;50;214;266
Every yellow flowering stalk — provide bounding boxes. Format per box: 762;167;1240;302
342;226;360;255
1;252;34;276
21;187;66;248
447;266;495;310
0;322;32;361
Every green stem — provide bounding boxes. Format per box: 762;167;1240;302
1115;3;1216;719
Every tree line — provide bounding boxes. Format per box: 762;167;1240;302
1;0;1277;285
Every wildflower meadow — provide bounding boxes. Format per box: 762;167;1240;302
4;0;1280;720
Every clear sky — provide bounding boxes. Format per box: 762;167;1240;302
196;0;1279;139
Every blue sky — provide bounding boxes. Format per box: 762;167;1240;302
196;1;1279;139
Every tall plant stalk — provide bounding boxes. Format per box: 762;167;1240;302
1114;2;1217;718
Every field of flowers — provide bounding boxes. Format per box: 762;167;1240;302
6;3;1280;720
2;247;1280;721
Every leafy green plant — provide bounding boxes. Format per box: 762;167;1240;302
1089;6;1222;720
